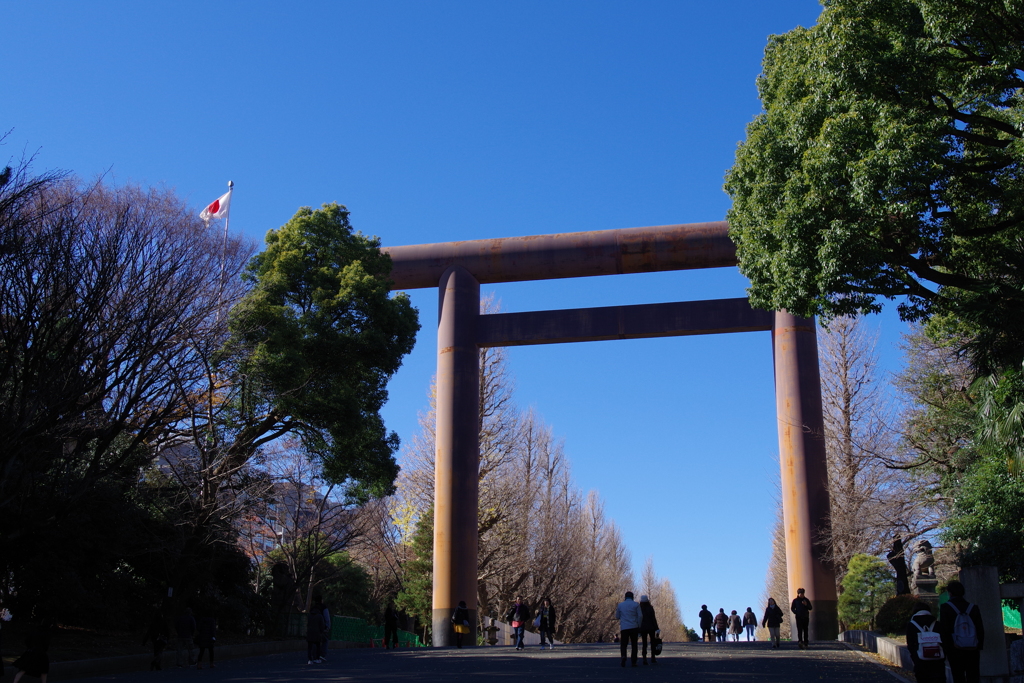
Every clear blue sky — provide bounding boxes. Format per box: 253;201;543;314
4;0;909;631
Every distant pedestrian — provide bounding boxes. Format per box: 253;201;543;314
451;600;470;648
12;622;49;683
1;603;12;678
761;597;783;649
906;602;945;683
742;607;757;641
790;588;812;649
536;598;556;650
383;601;400;649
728;610;743;641
713;609;729;642
505;596;531;651
305;597;326;664
195;609;217;669
638;595;659;665
320;599;332;662
938;580;984;683
173;607;196;668
141;609;169;670
615;591;643;667
698;605;714;642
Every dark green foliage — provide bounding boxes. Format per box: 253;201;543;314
226;203;419;500
396;507;434;640
942;451;1024;583
875;594;922;635
319;554;374;621
838;554;895;630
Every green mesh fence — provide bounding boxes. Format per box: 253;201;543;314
286;613;425;647
1004;605;1022;629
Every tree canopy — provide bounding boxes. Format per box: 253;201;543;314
226;203;419;500
725;0;1024;373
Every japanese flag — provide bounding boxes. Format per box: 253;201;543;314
200;189;232;222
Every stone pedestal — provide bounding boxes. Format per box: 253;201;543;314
913;575;939;611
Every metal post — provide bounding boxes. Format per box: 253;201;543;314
432;265;480;646
772;311;838;641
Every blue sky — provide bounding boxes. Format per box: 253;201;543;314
4;0;910;631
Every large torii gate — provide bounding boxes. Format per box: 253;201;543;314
384;221;838;646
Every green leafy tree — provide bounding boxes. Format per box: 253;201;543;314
222;203;420;499
396;506;434;642
837;554;894;630
317;552;375;621
725;0;1024;469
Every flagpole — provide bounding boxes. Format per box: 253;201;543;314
216;180;234;326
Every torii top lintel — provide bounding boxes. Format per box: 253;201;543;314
382;221;735;290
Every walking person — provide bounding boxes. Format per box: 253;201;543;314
638;595;659;665
536;598;556;650
195;609;218;669
173;607;196;668
451;600;470;648
728;610;743;641
383;601;400;649
790;588;812;649
713;608;729;642
761;597;784;648
907;602;946;683
698;605;714;643
742;607;757;641
320;599;331;662
505;596;531;651
938;580;984;683
305;597;326;664
141;609;169;670
615;591;643;667
11;622;49;683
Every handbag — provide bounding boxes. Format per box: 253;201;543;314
652;637;663;656
533;615;542;628
454;623;470;634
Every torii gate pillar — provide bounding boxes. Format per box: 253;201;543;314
773;311;838;641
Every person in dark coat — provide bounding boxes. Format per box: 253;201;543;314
383;601;400;649
742;607;758;641
638;595;660;665
537;598;556;650
761;597;784;648
790;588;812;649
938;580;984;683
306;597;326;664
451;600;470;648
173;607;196;668
505;597;530;651
195;610;217;669
141;610;169;670
713;609;729;642
698;605;714;643
906;602;945;683
12;623;49;683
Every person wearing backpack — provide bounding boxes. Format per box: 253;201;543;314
742;607;758;641
906;602;945;683
713;609;729;642
938;580;984;683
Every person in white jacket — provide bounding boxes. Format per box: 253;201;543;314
615;592;644;667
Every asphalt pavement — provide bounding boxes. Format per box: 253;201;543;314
65;640;910;683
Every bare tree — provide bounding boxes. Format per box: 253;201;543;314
818;316;937;586
640;557;688;641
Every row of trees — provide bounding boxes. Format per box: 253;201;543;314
0;153;419;631
391;303;689;643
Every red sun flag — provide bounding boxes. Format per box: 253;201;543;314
200;189;232;222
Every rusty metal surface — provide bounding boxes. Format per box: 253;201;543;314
477;298;772;347
772;311;838;641
384;221;735;290
432;265;481;647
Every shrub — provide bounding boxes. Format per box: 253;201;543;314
875;594;921;634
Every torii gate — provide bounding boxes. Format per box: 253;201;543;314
384;221;838;646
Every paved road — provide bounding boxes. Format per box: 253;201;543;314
69;641;907;682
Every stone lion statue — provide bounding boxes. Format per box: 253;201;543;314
912;539;935;577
